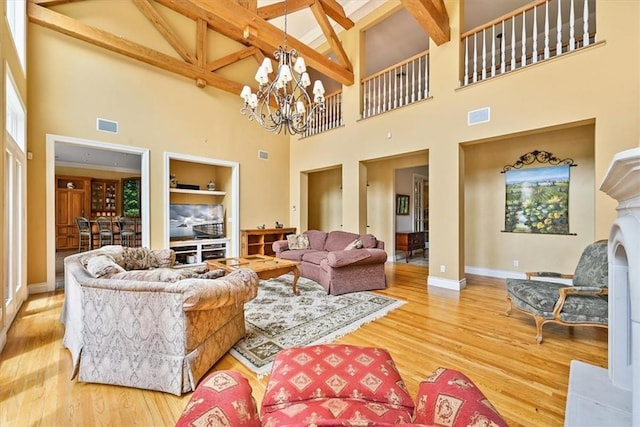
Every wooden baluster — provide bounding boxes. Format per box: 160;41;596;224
405;63;409;105
521;11;527;66
411;58;416;103
500;21;506;73
376;75;381;115
583;0;590;46
556;0;563;55
424;54;430;98
491;25;496;77
464;37;469;85
417;56;423;98
569;0;576;51
532;5;538;63
511;16;516;70
481;28;487;80
544;1;550;59
473;33;478;83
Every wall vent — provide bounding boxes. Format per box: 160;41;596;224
467;107;490;126
97;118;119;134
258;150;269;160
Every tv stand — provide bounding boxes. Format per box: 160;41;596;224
170;238;230;265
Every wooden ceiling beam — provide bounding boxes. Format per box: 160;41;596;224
309;1;351;71
257;0;313;21
184;0;353;85
235;0;257;14
205;45;259;72
318;0;354;30
400;0;450;45
30;0;84;6
132;0;196;64
27;2;246;95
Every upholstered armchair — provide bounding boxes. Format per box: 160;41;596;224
506;240;608;344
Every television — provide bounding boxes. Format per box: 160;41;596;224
169;203;225;240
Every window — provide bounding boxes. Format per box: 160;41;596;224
122;177;141;217
5;67;25;152
6;0;26;71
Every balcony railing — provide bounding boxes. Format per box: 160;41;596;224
302;90;343;138
361;50;430;119
461;0;596;86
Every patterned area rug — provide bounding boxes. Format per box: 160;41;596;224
230;275;405;375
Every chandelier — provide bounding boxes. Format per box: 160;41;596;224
240;1;325;135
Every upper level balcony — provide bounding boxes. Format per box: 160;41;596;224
303;0;597;138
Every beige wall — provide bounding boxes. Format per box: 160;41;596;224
26;3;290;285
308;167;342;231
24;1;640;288
289;0;640;282
464;123;595;274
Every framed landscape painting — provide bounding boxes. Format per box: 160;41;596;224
504;165;570;234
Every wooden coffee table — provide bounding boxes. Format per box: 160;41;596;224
206;255;301;295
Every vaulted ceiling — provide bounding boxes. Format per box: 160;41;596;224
27;0;450;97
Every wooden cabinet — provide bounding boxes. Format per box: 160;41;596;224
395;231;427;262
55;175;91;250
241;228;296;256
91;179;118;217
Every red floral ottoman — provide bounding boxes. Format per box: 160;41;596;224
261;344;415;425
175;344;508;426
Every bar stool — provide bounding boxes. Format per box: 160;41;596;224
119;217;137;247
96;216;114;247
75;216;93;252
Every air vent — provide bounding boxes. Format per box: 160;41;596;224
468;107;490;126
97;118;119;134
258;150;269;160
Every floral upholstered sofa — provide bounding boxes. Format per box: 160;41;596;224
175;344;508;426
272;230;387;295
62;245;259;395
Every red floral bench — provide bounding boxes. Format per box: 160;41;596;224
175;344;507;426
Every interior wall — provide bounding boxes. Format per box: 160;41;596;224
307;167;342;231
464;123;596;274
26;2;291;286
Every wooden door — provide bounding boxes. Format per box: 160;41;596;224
55;189;86;250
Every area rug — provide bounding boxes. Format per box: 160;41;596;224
230;275;405;375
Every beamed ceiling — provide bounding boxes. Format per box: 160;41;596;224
27;0;450;96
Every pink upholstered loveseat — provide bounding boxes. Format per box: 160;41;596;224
272;230;387;295
175;344;508;426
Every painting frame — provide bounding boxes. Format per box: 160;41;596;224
503;165;571;235
396;194;410;215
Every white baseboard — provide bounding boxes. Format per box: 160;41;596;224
29;282;51;294
465;266;573;285
427;275;467;291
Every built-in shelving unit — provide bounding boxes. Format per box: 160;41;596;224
165;152;240;258
169;188;226;196
241;228;296;256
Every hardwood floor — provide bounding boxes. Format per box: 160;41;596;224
0;263;607;426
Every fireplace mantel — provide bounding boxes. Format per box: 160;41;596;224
565;148;639;426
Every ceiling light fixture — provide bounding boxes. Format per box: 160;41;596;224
240;0;325;135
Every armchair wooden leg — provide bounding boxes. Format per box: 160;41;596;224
534;315;545;344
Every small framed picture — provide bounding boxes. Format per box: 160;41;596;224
396;194;410;215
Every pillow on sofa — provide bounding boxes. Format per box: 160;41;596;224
121;247;152;270
109;266;226;283
149;248;176;268
286;234;310;250
344;238;363;250
86;255;126;278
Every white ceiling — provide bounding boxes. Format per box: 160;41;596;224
56;0;532;170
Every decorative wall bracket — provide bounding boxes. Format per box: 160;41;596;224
501;150;577;173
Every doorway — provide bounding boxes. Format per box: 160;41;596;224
44;134;150;292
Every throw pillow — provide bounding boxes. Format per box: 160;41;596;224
148;249;176;268
121;247;151;270
86;254;126;278
344;238;363;250
287;234;310;250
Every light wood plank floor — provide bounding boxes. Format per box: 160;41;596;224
1;263;607;426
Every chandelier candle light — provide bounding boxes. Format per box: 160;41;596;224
240;1;325;135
